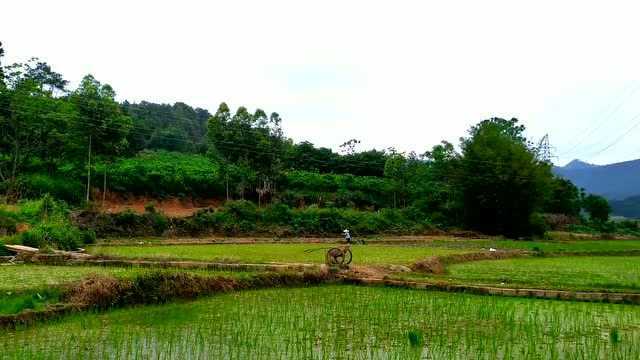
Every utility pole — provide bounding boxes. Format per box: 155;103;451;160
102;162;107;208
86;135;92;203
536;134;552;163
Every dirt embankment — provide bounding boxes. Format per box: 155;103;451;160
96;191;221;218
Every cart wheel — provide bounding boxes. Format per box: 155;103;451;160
326;247;345;265
343;249;353;265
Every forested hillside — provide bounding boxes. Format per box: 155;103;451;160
1;44;630;248
123;101;211;153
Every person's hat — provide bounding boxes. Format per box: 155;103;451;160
343;229;349;233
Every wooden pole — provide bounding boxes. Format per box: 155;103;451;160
85;135;92;203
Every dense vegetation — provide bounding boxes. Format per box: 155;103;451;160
0;43;628;246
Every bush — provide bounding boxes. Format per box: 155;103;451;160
105;151;224;198
20;222;87;250
0;241;12;256
617;220;639;233
16;195;69;223
262;203;292;225
75;209;170;238
0;214;17;236
528;213;549;238
19;174;84;204
279;171;394;209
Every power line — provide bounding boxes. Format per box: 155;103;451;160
581;112;640;159
0;102;558;172
558;81;640;158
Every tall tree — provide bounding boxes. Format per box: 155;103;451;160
123;101;211;153
459;118;553;237
384;149;409;208
0;59;74;197
207;102;286;203
70;75;132;202
0;41;5;85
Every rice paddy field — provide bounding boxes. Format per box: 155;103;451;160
2;285;639;359
414;238;640;253
90;237;640;263
87;243;468;264
437;256;640;292
4;236;640;358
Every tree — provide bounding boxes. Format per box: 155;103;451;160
0;41;5;85
339;138;360;155
0;59;75;197
544;177;581;216
70;75;132;202
123;101;211;153
414;141;462;224
285;141;336;173
384;149;408;208
582;194;611;223
337;149;387;177
207;102;286;204
458;118;553;237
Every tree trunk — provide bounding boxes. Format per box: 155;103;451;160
86;135;92;203
11;126;19;181
225;174;230;201
102;163;107;208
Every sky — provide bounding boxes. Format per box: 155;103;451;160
3;0;640;166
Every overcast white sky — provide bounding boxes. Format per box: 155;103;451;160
3;0;640;166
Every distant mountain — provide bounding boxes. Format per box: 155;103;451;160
563;159;597;170
610;196;640;219
553;158;640;201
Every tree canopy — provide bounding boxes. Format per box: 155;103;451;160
0;46;612;238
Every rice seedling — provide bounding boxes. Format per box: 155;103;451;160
434;256;640;292
2;285;639;359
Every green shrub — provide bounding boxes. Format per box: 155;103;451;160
19;174;84;204
616;220;640;235
262;203;292;225
0;214;17;236
81;229;97;245
279;171;394;209
16;195;69;223
0;241;12;256
106;151;224;197
528;213;549;238
20;222;87;250
221;201;259;222
74;206;170;238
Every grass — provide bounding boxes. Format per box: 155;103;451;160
0;264;250;294
2;285;640;358
425;256;640;292
0;290;61;315
88;243;467;265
